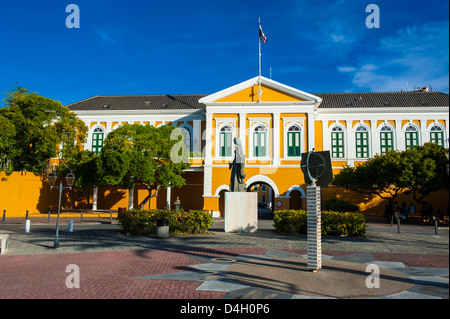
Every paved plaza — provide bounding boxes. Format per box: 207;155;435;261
0;217;448;301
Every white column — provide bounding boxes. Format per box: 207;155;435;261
106;122;113;134
203;113;213;197
238;112;246;156
346;120;356;161
322;120;330;152
307;112;315;152
420;119;428;145
395;120;404;151
204;113;213;166
370;119;379;156
166;186;171;210
92;185;98;210
273;112;280;165
445;119;449;148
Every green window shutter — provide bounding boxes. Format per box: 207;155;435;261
254;131;266;157
405;131;418;149
287;131;300;157
355;131;369;158
331;131;344;158
380;131;393;154
430;131;444;146
92;132;104;154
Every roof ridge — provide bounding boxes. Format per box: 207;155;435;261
66;95;100;107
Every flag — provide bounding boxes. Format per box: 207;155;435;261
259;23;267;43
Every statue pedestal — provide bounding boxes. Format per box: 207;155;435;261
224;192;258;233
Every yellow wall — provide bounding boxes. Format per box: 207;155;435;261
217;85;304;102
0;171;205;217
0;172;51;217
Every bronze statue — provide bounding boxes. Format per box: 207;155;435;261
229;137;246;192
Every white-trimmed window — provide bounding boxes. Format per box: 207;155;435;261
380;125;394;154
404;125;419;149
331;126;345;158
253;125;267;157
355;126;369;158
178;125;193;153
287;125;301;157
219;125;233;157
91;127;105;154
429;125;444;146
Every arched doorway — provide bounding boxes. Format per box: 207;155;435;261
246;182;274;219
218;189;227;217
289;190;303;210
286;185;306;210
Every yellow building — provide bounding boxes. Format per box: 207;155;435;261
66;76;449;217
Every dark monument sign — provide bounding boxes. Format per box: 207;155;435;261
300;150;333;188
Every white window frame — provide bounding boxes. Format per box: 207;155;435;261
248;118;271;160
376;122;396;154
178;123;193;154
214;119;237;160
282;117;305;159
329;122;346;159
402;122;421;149
427;122;446;147
89;124;106;154
353;123;371;158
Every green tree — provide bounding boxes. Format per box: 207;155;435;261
59;149;102;208
98;124;190;209
333;143;449;208
0;87;87;173
402;143;449;204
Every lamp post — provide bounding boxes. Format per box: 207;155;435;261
48;170;75;248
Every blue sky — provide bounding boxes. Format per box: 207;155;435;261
0;0;448;106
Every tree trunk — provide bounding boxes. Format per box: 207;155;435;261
139;187;158;209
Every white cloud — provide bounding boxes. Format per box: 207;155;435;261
337;66;356;73
347;21;449;92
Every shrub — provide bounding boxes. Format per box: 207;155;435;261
117;209;213;235
324;193;359;213
273;209;366;237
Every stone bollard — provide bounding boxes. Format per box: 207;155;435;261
25;219;31;233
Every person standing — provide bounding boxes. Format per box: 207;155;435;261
421;202;429;224
401;202;408;223
409;202;416;223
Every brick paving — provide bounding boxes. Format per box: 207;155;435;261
0;220;448;299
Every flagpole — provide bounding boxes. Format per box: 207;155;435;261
258;17;262;101
259;17;261;81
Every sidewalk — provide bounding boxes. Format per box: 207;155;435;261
0;219;448;299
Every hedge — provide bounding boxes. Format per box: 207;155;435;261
273;210;366;237
117;209;213;235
